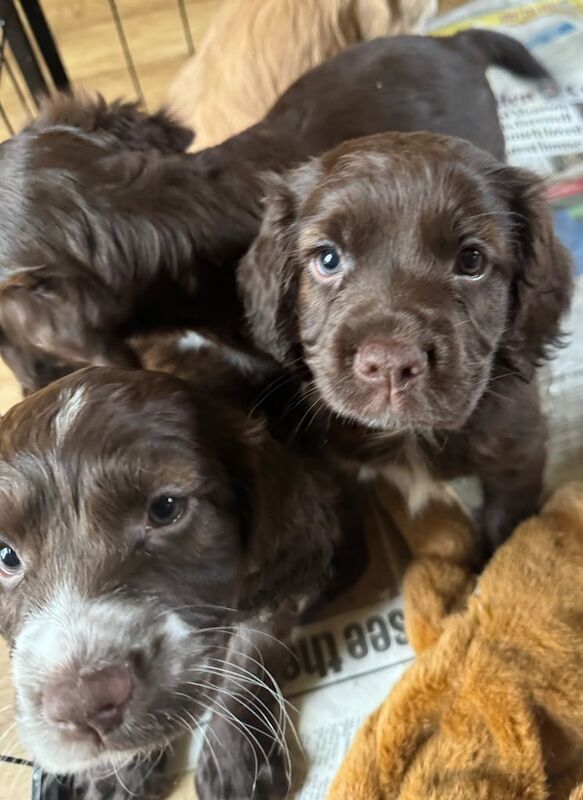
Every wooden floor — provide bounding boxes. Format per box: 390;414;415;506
0;1;464;795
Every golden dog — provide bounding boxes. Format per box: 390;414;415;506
167;0;435;150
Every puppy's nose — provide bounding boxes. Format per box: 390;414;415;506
43;663;133;736
354;339;428;391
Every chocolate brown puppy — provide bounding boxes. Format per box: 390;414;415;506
0;350;352;799
0;31;549;393
239;131;574;548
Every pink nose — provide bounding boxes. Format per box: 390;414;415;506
353;339;428;391
43;663;133;736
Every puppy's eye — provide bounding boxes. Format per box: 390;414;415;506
455;248;487;280
0;542;22;577
310;245;343;281
148;495;187;527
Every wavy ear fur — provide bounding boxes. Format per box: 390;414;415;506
238;163;321;365
28;91;194;153
497;167;574;378
0;270;137;391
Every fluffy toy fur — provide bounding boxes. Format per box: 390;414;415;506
327;483;583;799
167;0;436;150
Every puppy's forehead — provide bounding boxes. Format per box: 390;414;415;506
301;137;500;220
0;367;197;458
295;142;509;258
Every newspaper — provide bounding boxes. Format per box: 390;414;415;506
428;0;583;196
284;596;413;800
282;499;414;799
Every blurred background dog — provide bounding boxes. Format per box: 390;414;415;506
167;0;437;149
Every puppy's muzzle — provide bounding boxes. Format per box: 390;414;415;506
43;661;134;742
353;338;429;402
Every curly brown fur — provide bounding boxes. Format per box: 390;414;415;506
0;32;548;394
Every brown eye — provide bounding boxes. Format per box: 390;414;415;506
148;495;187;527
455;247;486;280
0;542;22;577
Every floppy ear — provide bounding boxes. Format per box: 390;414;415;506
498;167;574;378
238;163;321;365
0;271;138;389
28;91;194;153
238;173;301;365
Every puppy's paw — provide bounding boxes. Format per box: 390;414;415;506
195;732;289;800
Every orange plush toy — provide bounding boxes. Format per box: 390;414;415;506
327;483;583;800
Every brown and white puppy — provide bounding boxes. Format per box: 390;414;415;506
0;356;349;799
0;31;549;394
239;132;574;549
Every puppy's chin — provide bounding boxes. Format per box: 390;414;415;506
313;375;481;433
19;731;150;776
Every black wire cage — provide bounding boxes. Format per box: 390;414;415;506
0;0;69;136
0;0;197;140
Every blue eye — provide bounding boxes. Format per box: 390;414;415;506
0;542;22;575
318;247;341;273
313;246;343;279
